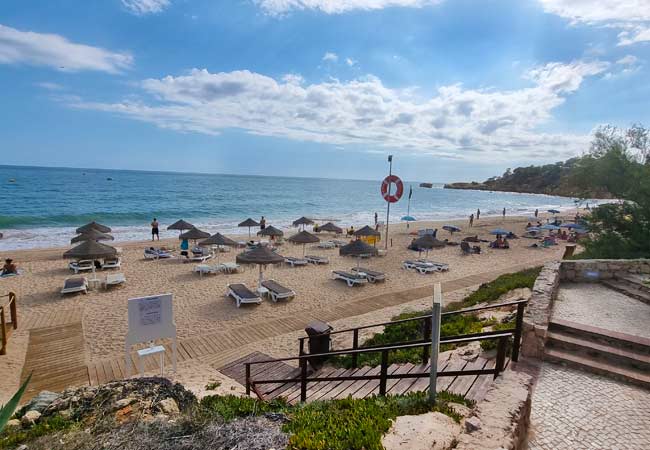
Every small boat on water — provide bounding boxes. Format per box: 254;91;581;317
419;182;433;188
106;177;113;181
8;178;16;183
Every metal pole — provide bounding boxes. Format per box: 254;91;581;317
429;282;442;404
385;155;393;250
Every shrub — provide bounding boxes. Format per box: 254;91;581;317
0;416;77;449
479;320;516;351
199;395;289;422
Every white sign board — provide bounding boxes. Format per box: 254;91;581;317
125;293;177;376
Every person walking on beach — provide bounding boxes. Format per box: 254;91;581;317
151;218;160;241
260;216;266;230
502;207;506;219
476;209;480;221
469;213;474;227
534;208;539;218
374;212;378;227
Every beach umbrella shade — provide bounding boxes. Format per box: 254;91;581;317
401;216;416;222
258;225;284;238
288;230;320;256
199;232;238;264
339;238;378;269
71;229;114;244
64;240;117;281
490;229;511;236
319;222;343;234
179;227;211;244
238;218;260;238
548;209;561;215
292;216;314;230
442;225;461;235
354;225;381;237
236;245;284;288
411;234;446;258
167;219;194;237
76;221;111;234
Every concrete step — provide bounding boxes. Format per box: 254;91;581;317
544;348;650;389
548;319;650;356
601;279;650;306
546;330;650;373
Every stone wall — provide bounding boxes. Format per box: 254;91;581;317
560;258;650;282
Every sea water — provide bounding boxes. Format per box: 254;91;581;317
0;165;598;250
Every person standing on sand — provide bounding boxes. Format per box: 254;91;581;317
502;207;506;219
374;212;378;227
476;209;480;220
151;218;160;241
469;214;474;227
535;208;539;218
260;216;266;230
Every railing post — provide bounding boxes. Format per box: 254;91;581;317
245;363;251;396
10;293;17;330
351;329;359;368
379;349;389;396
422;317;432;364
0;307;6;356
511;302;525;362
300;357;308;402
494;336;507;379
299;338;305;357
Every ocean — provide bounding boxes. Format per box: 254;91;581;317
0;165;596;251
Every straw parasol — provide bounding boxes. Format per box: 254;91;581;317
293;216;314;230
64;240;117;281
167;220;194;237
76;221;111;234
411;234;446;258
339;238;378;269
179;227;210;243
236;245;284;288
319;222;343;234
442;225;461;236
258;225;284;238
354;225;381;237
238;218;260;238
199;232;238;264
287;230;320;256
71;229;114;244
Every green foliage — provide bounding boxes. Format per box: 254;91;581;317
204;381;222;391
199;395;289;422
451;267;540;310
480;320;515;351
0;374;31;433
0;416;76;449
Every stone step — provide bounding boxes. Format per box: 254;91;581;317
548;319;650;356
601;279;650;306
546;330;650;373
544;348;650;389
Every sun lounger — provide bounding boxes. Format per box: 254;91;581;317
61;277;88;295
332;270;368;287
104;273;126;288
220;262;240;274
101;257;121;269
261;280;296;302
193;264;221;276
305;255;329;265
331;240;348;247
227;283;262;308
144;248;173;259
285;256;308;267
350;267;386;283
318;241;336;249
403;260;448;274
416;259;450;271
69;260;94;274
188;253;213;263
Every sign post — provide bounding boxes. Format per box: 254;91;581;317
380;156;403;250
429;283;442;404
385;155;393;250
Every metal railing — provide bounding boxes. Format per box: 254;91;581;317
1;292;18;355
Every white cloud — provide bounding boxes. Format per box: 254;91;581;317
0;24;132;73
538;0;650;46
121;0;170;15
255;0;441;15
67;61;607;162
346;57;357;66
322;52;338;62
616;55;638;65
35;81;64;90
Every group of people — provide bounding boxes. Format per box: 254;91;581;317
468;209;481;227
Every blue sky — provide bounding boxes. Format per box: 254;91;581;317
1;0;649;182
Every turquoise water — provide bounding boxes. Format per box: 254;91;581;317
0;165;592;250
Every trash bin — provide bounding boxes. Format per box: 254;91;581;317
305;320;333;369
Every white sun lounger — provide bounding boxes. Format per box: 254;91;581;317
193;264;221;276
403;260;446;274
61;277;88;295
188;253;213;263
227;283;262;308
285;256;308;267
69;260;94;274
318;241;336;249
104;273;126;288
305;255;329;265
332;270;368;287
144;248;173;259
220;262;240;274
261;280;296;303
331;240;348;247
416;259;450;271
351;267;386;283
101;257;121;270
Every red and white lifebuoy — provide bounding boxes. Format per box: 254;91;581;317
381;175;403;203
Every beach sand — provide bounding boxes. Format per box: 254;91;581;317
0;212;574;402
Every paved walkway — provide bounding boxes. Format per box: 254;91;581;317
553;283;650;339
528;362;650;450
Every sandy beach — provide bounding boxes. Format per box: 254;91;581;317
0;212;574;402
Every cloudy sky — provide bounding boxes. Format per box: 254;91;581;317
1;0;649;181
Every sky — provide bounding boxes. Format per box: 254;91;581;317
1;0;649;182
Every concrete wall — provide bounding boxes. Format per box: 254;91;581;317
560;258;650;282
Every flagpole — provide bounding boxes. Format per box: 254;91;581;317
407;185;412;229
385;155;393;250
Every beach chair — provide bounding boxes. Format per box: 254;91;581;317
69;260;94;274
350;267;386;283
61;277;88;295
285;256;308;267
332;270;368;287
261;280;296;302
188;248;213;262
331;240;348;247
416;260;450;271
193;264;221;276
305;255;329;265
104;273;126;289
403;260;444;274
317;241;336;249
227;283;262;308
220;262;240;274
145;248;173;259
101;257;121;270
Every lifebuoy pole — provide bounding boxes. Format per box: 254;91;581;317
385;155;393;249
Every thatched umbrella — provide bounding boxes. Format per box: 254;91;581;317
354;225;381;237
71;229;114;244
287;230;320;256
258;225;284;238
199;232;238;264
340;238;378;269
293;216;314;230
167;219;194;236
76;221;111;234
236;245;284;288
411;234;445;258
64;240;117;280
238;218;260;238
319;222;343;234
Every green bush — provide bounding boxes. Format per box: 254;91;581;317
479;320;516;351
0;416;77;449
199;395;289;422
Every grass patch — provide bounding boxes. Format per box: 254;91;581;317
199;395;290;422
204;381;222;391
0;416;78;449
